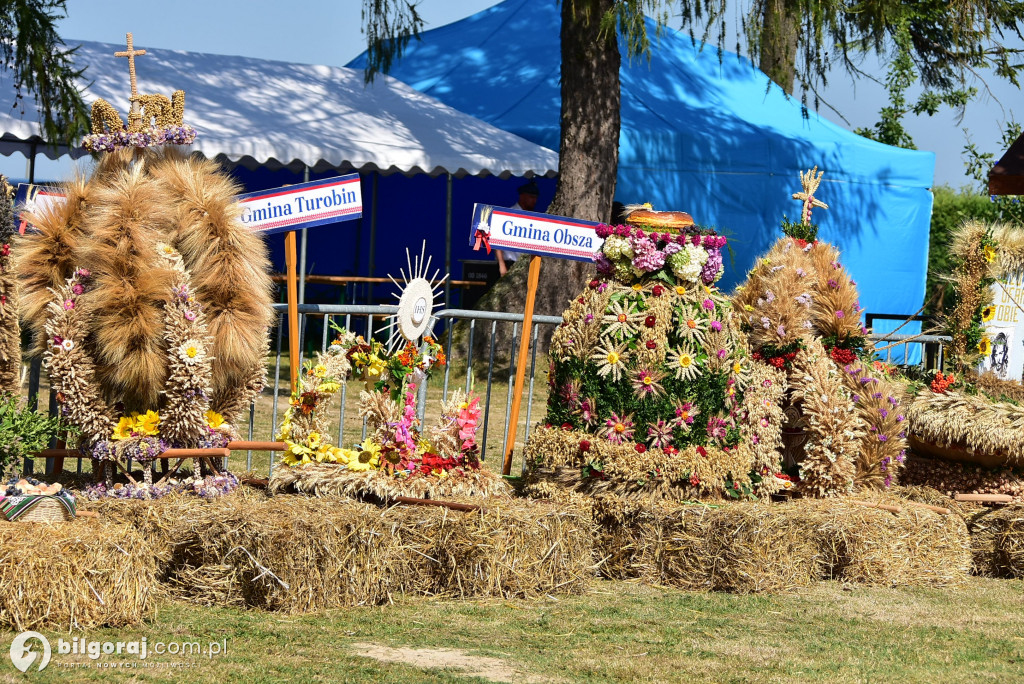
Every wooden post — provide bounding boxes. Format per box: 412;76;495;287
502;254;542;475
285;230;300;393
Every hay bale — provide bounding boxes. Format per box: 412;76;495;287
163;494;593;612
967;505;1024;577
591;494;971;591
592;497;822;592
0;519;159;631
804;497;970;586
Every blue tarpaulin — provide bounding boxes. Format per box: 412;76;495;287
349;0;935;345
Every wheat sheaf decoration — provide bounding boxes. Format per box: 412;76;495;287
16;35;274;475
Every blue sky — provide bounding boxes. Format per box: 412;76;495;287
4;0;1019;190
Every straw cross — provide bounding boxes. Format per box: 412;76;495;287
115;33;147;128
792;166;829;225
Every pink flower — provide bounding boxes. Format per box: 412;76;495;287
710;320;722;332
835;310;845;319
184;310;197;321
63;299;75;310
71;283;84;295
702;298;715;310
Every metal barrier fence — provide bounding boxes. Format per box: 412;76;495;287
23;304;951;477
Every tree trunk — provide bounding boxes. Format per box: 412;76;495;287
758;0;800;94
470;0;621;359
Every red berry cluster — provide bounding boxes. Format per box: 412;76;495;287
827;346;857;365
930;371;957;394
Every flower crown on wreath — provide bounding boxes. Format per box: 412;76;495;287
82;32;197;153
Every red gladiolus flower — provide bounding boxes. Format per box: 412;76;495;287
579;439;591;452
645;340;657;349
635;443;647;453
561;422;574;431
589;279;600;288
652;285;664;296
644;315;656;328
696;446;707;457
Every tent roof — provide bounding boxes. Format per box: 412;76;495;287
349;0;933;188
0;39;558;178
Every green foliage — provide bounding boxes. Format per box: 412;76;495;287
679;1;1024;113
0;1;89;146
854;20;975;150
0;392;74;476
360;0;424;83
780;216;818;242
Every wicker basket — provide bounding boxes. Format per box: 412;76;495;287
13;497;75;523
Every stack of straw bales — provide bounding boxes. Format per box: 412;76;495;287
590;493;972;591
89;490;594;613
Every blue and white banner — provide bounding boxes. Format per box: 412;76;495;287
236;173;362;235
469;203;602;262
14;173;362;236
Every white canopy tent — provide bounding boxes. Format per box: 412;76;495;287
0;39;560;303
0;39;559;178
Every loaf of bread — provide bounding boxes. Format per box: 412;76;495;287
624;207;694;231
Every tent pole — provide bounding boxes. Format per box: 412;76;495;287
299;165;309;305
28;142;36;183
445;173;452;307
368;173;378;305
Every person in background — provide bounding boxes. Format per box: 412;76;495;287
496;180;539;276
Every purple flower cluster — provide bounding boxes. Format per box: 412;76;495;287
631;237;666;272
593;223;727;284
82;125;197;153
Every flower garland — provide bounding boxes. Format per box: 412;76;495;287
278;328;485;483
81;124;197;153
43;269;117;449
157;244;217;446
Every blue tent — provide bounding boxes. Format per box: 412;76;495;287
350;0;935;329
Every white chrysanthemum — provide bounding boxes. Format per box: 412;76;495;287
602;298;643;339
60;338;75;352
590;341;628;382
178;339;206;365
666;345;703;381
675;305;707;344
156;242;182;262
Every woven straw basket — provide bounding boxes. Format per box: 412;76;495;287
16;497;75;523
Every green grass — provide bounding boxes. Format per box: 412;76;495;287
6;578;1024;682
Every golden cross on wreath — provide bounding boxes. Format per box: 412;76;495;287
115;32;147;128
792;165;829;225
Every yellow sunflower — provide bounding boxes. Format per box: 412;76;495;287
983;244;997;263
979;336;993;356
206;410;225;428
347;440;382;472
981;305;996;323
135;410;160;436
112;415;135;440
